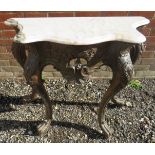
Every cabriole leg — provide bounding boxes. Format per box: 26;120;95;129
31;80;52;135
24;44;52;135
98;51;134;138
12;42;40;101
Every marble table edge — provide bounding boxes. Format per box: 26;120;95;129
4;17;150;45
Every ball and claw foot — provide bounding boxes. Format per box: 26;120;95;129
100;122;113;139
36;120;51;136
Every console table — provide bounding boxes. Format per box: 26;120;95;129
5;17;149;138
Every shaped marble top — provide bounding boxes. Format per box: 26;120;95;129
5;17;149;45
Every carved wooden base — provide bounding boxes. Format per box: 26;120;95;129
12;41;144;138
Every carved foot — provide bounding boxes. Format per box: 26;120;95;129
110;97;126;106
22;92;40;104
100;121;113;139
110;97;132;107
31;93;40;101
36;120;51;136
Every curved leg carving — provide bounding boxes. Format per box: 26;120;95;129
109;80;126;106
32;80;52;135
98;51;134;138
12;42;40;101
24;44;52;136
110;43;144;106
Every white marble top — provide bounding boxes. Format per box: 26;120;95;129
5;17;149;45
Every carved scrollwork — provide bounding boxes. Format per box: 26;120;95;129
129;43;145;64
65;47;99;82
66;58;90;82
118;50;134;86
11;40;145;138
78;48;98;61
4;19;25;43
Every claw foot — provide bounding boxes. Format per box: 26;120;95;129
36;120;51;136
100;122;113;139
